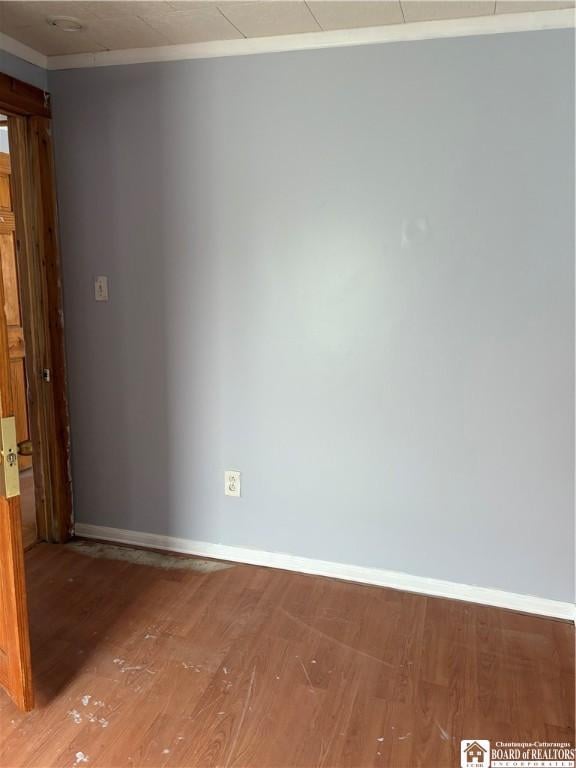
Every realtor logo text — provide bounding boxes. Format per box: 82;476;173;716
461;740;575;768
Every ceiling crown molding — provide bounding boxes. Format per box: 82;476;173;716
0;31;48;70
0;9;573;73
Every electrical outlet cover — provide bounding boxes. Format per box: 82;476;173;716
225;470;241;497
94;275;109;301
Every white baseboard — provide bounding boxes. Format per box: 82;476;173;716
74;523;575;622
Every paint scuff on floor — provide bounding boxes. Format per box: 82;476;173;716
67;540;234;573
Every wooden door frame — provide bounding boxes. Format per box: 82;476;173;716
0;72;72;543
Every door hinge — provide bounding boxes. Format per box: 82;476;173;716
0;416;20;498
42;368;51;382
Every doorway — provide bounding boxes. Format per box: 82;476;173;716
0;71;73;711
0;114;36;550
0;73;73;546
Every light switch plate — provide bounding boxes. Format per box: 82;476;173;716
94;275;109;301
225;470;241;497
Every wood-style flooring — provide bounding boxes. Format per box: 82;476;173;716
1;541;573;768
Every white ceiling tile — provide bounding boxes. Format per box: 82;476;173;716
167;1;222;8
307;1;404;30
85;16;172;48
82;2;174;19
4;22;105;55
141;7;243;43
1;0;568;57
496;1;574;13
0;1;98;28
401;1;495;22
218;1;320;37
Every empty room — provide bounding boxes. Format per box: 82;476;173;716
0;1;574;767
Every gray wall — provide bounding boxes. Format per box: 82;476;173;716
0;49;47;90
49;29;575;603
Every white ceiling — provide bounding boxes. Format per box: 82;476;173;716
0;1;573;56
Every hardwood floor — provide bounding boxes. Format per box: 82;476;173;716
1;541;573;768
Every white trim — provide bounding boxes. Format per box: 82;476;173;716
0;10;572;73
75;523;575;622
0;31;48;70
33;9;576;71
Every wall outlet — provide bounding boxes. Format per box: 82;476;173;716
225;470;241;497
94;275;109;301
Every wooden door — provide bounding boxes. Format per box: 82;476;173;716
0;150;32;471
0;78;73;549
0;161;33;709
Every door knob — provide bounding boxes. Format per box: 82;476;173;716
17;440;33;456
